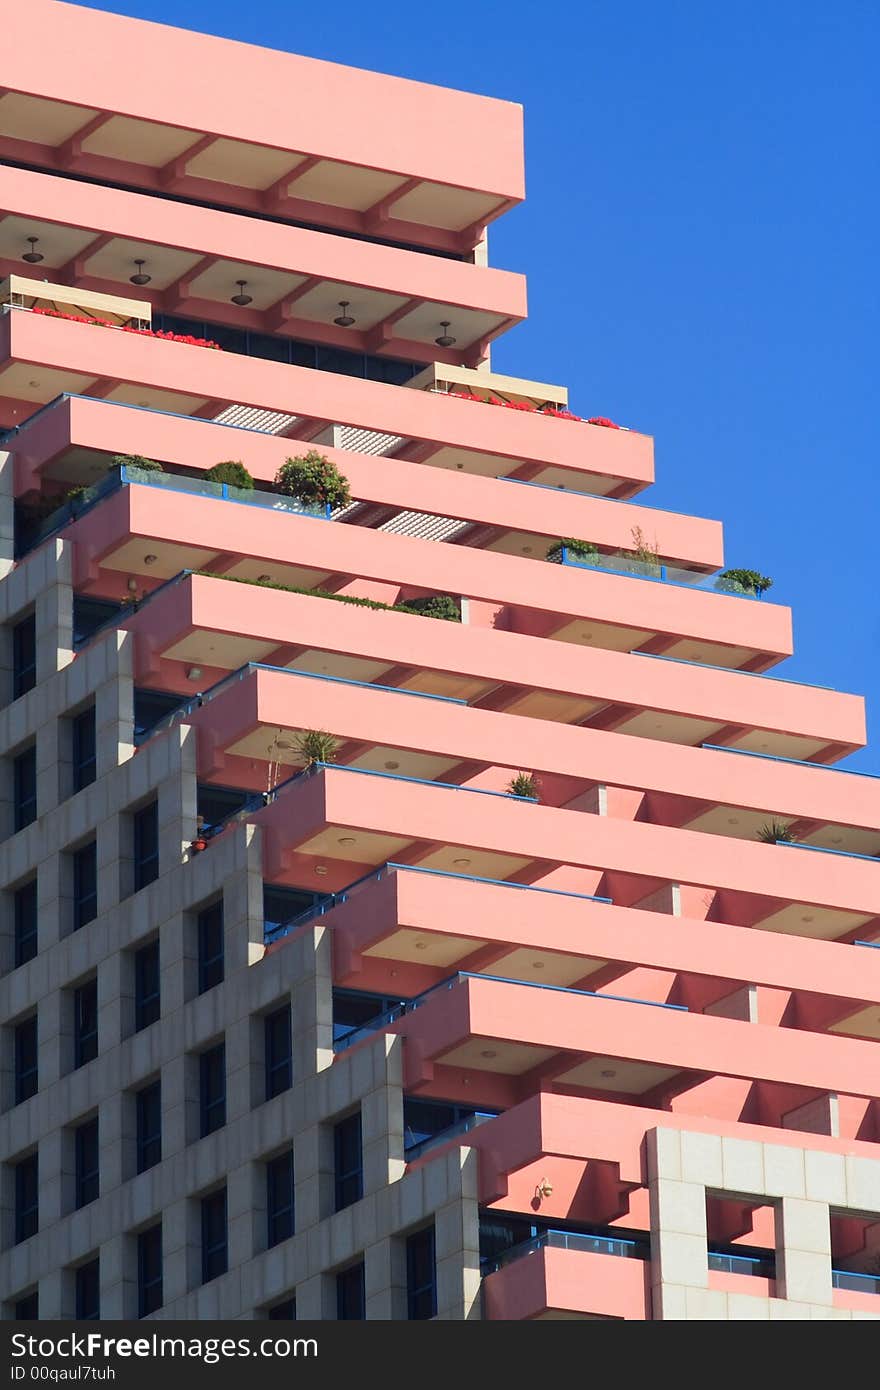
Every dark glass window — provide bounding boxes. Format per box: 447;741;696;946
333;988;406;1046
407;1225;437;1320
14;879;38;967
12;614;36;700
14;1016;38;1104
197;784;252;835
15;1154;38;1242
334;1111;363;1212
14;1291;38;1320
199;1044;226;1136
133;802;159;890
137;1223;163;1317
268;1297;296;1320
402;1098;497;1155
197;901;224;993
74;979;98;1068
201;1190;227;1284
136;1080;162;1174
263;884;318;938
72;842;98;930
13;746;37;831
73;596;123;648
75;1259;100;1320
133;689;184;743
266;1150;294;1248
135;941;160;1031
336;1262;365;1320
72;707;97;791
264;1005;292;1100
75;1117;99;1208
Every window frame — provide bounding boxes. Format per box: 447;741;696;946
73;979;98;1069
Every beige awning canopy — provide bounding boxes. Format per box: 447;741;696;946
0;273;151;328
407;361;568;411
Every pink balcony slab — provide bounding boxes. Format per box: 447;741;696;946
482;1242;651;1320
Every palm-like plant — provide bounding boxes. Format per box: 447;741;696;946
756;819;795;844
508;772;539;800
293;729;339;767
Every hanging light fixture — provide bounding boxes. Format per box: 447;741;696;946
435;320;456;347
22;236;44;265
129;259;152;286
333;299;356;327
230;280;253;306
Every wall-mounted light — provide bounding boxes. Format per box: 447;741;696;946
130;259;152;286
22;236;44;265
230;280;253;306
126;577;138;594
333;300;356;327
186;666;203;682
535;1177;554;1199
435;321;456;347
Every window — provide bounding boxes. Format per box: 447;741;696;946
15;1154;38;1243
14;1290;38;1320
137;1223;163;1317
268;1297;296;1320
136;1080;162;1174
264;1005;292;1100
197;783;251;836
333;988;406;1047
75;1118;99;1208
199;1044;226;1137
14;880;38;967
75;1259;100;1320
134;941;160;1031
406;1225;437;1320
73;595;122;648
72;707;96;791
336;1262;365;1320
402;1098;497;1156
334;1111;363;1211
133;802;159;890
14;1016;38;1103
263;884;318;938
133;689;183;743
201;1190;227;1284
72;841;97;930
266;1150;294;1248
12;614;36;700
13;745;37;831
197;901;224;993
74;979;98;1068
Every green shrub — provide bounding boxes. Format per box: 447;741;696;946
205;460;254;489
293;730;338;767
112;453;164;473
715;568;773;597
546;538;599;563
507;772;539;799
275;451;351;509
395;594;461;622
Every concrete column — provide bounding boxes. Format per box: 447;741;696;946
776;1196;833;1305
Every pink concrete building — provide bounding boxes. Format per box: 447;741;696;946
0;0;878;1323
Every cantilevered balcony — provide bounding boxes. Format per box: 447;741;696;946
481;1231;651;1320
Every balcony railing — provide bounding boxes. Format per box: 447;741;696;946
264;860;612;945
404;1111;497;1162
701;742;879;780
832;1269;880;1295
554;545;764;600
707;1251;774;1279
635;650;833;691
484;1228;650;1275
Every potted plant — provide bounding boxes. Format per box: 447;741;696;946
756;820;795;844
112;454;164;472
508;772;539;799
293;729;339;767
396;593;462;622
546;538;599;564
275;451;351;510
715;568;773;597
205;460;254;489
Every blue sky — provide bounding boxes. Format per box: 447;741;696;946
76;1;879;769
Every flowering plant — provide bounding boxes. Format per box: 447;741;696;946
30;306;222;350
448;390;626;429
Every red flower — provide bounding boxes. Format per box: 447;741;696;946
587;416;621;429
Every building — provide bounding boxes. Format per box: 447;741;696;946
0;0;878;1324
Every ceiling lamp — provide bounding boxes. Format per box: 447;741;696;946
435;321;456;348
22;236;44;265
130;259;152;286
230;280;253;306
333;300;356;327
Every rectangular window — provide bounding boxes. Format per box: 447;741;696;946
136;1080;162;1174
14;1016;38;1104
14;1291;38;1320
72;841;98;931
13;745;37;832
201;1190;227;1284
266;1150;294;1248
199;1044;226;1137
15;1154;38;1243
12;615;36;701
197;901;224;994
134;941;160;1031
72;707;97;792
137;1223;163;1318
74;979;98;1068
75;1117;99;1209
264;1005;292;1100
268;1297;295;1320
133;802;159;890
336;1262;365;1320
334;1111;363;1212
406;1225;437;1320
14;880;38;968
75;1259;100;1320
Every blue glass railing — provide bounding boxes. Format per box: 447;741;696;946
635;650;834;690
854;939;880;949
404;1112;498;1162
554;545;766;600
708;1251;774;1278
263;861;612;944
486;1228;649;1274
776;840;880;865
701;743;880;780
832;1269;880;1295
